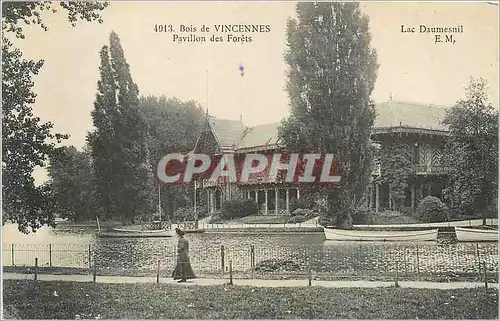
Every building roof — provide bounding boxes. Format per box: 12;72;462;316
207;117;247;148
205;101;450;152
374;100;449;131
238;122;281;150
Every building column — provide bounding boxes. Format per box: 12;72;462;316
255;190;258;203
265;189;268;215
207;190;210;214
297;189;300;200
275;188;279;216
286;188;290;214
375;183;380;213
211;190;215;213
370;185;374;210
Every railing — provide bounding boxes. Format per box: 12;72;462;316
373;164;449;176
257;210;289;216
413;165;449;175
142;221;171;230
177;221;198;230
3;243;498;282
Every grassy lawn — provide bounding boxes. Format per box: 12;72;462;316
3;280;498;319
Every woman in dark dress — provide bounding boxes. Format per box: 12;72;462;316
172;228;196;282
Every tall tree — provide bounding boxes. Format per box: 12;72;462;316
442;77;498;223
89;31;155;224
138;95;205;219
279;2;378;228
48;145;94;221
2;2;109;39
379;142;413;211
2;2;108;233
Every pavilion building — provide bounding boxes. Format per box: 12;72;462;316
192;100;450;215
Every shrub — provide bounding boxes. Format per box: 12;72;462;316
415;196;450;223
318;216;335;227
379;210;402;218
286;215;307;224
292;208;316;219
352;209;375;225
221;198;258;219
208;212;224;224
196;207;209;219
400;206;413;215
289;197;314;212
173;207;196;222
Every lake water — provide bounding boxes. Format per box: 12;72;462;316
2;223;498;279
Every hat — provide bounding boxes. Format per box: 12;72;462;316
175;228;185;236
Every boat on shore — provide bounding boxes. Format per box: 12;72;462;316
324;228;439;241
455;227;498;242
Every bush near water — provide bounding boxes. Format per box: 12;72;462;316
221;199;259;220
173;206;208;222
415;196;450;223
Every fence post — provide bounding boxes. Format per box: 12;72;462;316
49;244;52;267
156;259;161;284
476;244;481;279
403;248;407;274
416;245;420;279
395;261;399;287
93;263;97;282
308;262;312;286
88;244;92;269
11;244;15;266
34;258;38;281
229;260;233;285
483;261;488;289
221;245;225;275
250;245;255;279
307;246;312;286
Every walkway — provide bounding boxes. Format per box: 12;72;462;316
3;273;497;289
195;218;496;230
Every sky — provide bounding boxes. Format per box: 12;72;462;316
8;1;499;183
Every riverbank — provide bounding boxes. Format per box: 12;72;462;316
3;279;498;319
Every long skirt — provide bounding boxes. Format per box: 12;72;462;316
172;254;196;280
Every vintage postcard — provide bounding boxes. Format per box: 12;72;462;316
2;1;499;319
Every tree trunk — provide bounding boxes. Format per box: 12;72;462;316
328;190;353;229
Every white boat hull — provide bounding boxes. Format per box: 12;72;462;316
324;228;439;241
455;227;498;242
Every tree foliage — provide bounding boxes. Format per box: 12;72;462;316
279;2;378;228
379;142;413;211
139;95;205;162
2;1;109;39
2;2;108;233
1;37;68;232
48;145;94;221
442;78;498;220
138;95;205;219
415;196;449;223
88;31;155;224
